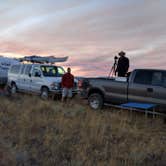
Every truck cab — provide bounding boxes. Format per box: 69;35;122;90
128;69;166;108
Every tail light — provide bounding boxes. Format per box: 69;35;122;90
78;80;83;89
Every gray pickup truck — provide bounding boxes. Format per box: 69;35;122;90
80;69;166;111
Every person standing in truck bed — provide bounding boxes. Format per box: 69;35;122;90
116;51;129;77
61;67;74;103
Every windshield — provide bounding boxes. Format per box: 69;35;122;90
57;66;65;76
40;65;65;77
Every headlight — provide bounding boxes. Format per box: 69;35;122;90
50;82;60;90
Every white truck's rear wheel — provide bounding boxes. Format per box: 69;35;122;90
11;83;17;94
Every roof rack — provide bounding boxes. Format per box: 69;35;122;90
19;55;68;64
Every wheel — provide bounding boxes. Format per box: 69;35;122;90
40;87;49;100
5;85;12;96
11;83;17;95
88;93;103;110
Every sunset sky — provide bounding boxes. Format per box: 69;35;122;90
0;0;166;76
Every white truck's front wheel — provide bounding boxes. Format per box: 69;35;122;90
40;87;49;100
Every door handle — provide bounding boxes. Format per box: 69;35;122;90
147;88;153;92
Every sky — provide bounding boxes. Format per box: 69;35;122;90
0;0;166;76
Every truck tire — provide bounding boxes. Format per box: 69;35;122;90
11;83;17;95
40;87;49;100
88;93;103;110
5;85;12;96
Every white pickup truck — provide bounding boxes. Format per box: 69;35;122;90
8;64;78;99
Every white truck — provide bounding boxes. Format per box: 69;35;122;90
8;63;78;99
0;56;20;85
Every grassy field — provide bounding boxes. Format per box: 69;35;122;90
0;95;166;166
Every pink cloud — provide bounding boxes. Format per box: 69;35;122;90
0;1;166;76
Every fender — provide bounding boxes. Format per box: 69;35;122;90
88;87;105;99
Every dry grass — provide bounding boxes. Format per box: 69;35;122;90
0;95;166;166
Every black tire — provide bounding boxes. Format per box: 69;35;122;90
5;85;12;96
40;87;49;100
11;83;17;95
88;93;103;110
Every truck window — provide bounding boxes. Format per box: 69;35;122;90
10;65;21;74
152;72;162;86
41;66;57;77
24;65;32;75
32;67;41;77
57;67;65;77
21;65;26;74
134;71;152;85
